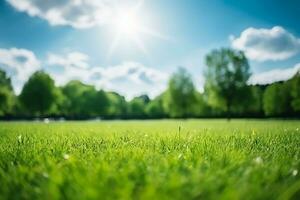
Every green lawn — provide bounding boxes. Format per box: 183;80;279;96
0;120;299;200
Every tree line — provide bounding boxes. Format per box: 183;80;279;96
0;48;299;119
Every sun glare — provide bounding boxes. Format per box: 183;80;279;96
115;12;141;37
108;1;169;58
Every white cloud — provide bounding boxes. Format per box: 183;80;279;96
231;26;300;61
7;0;138;29
0;48;40;94
48;52;90;69
45;52;169;99
45;52;92;86
248;63;300;85
96;62;169;99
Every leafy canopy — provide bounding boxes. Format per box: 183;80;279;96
164;67;197;118
204;48;251;117
20;71;57;116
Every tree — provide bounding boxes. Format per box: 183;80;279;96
19;71;57;116
0;69;13;90
128;95;148;118
163;67;197;118
50;86;69;116
263;82;292;117
82;89;109;117
106;92;128;118
193;91;212;117
62;80;87;117
291;72;300;114
146;94;166;118
246;85;264;117
0;69;15;116
62;80;109;118
137;94;150;104
204;48;251;119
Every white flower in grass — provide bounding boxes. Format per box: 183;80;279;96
292;169;298;177
63;153;70;160
296;128;299;131
254;156;263;165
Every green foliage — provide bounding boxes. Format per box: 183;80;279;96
0;87;15;116
164;68;197;118
50;86;69;116
192;91;213;117
19;71;57;116
145;95;166;118
62;81;109;118
128;95;149;118
0;120;299;199
248;86;264;115
291;73;300;113
205;48;251;118
0;69;15;116
62;80;88;116
82;89;109;117
0;63;299;118
0;69;13;90
106;92;128;118
263;82;292;116
233;85;264;117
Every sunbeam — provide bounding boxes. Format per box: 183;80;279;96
107;0;169;57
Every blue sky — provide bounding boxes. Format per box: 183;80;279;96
0;0;300;98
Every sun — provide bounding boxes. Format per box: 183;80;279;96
107;1;169;57
114;11;141;38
